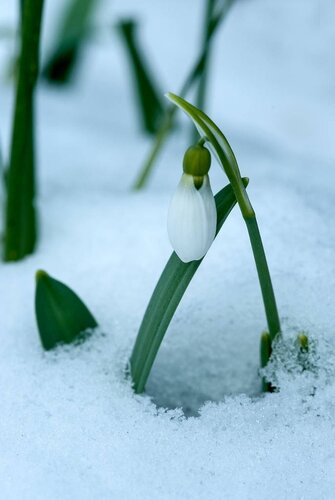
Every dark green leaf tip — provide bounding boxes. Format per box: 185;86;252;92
35;269;48;282
35;270;98;350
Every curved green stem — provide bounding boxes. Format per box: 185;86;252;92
245;216;280;340
197;136;207;147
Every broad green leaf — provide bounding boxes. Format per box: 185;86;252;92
130;178;249;393
35;270;98;350
117;19;164;135
42;0;100;84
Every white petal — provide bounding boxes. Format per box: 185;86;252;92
199;175;217;247
167;174;217;263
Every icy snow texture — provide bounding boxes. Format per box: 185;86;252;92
1;0;335;498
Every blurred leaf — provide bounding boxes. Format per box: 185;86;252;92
130;178;249;393
192;0;234;141
117;19;164;135
35;270;98;350
42;0;100;84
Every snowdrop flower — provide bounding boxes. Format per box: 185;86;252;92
167;144;217;263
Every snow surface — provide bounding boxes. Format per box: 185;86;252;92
1;0;335;498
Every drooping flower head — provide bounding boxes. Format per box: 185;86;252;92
167;143;217;263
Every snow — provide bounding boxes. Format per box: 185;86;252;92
1;0;335;498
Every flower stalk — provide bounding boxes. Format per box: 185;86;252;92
246;217;280;340
166;93;281;342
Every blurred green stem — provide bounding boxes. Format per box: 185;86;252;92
3;0;44;261
132;0;234;190
132;110;175;189
192;0;217;142
194;0;215;110
42;0;99;84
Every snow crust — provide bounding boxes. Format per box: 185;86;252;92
0;0;335;498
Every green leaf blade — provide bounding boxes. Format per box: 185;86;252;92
35;270;98;350
130;178;249;393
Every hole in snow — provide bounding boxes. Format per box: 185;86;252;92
145;309;262;417
144;318;333;417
